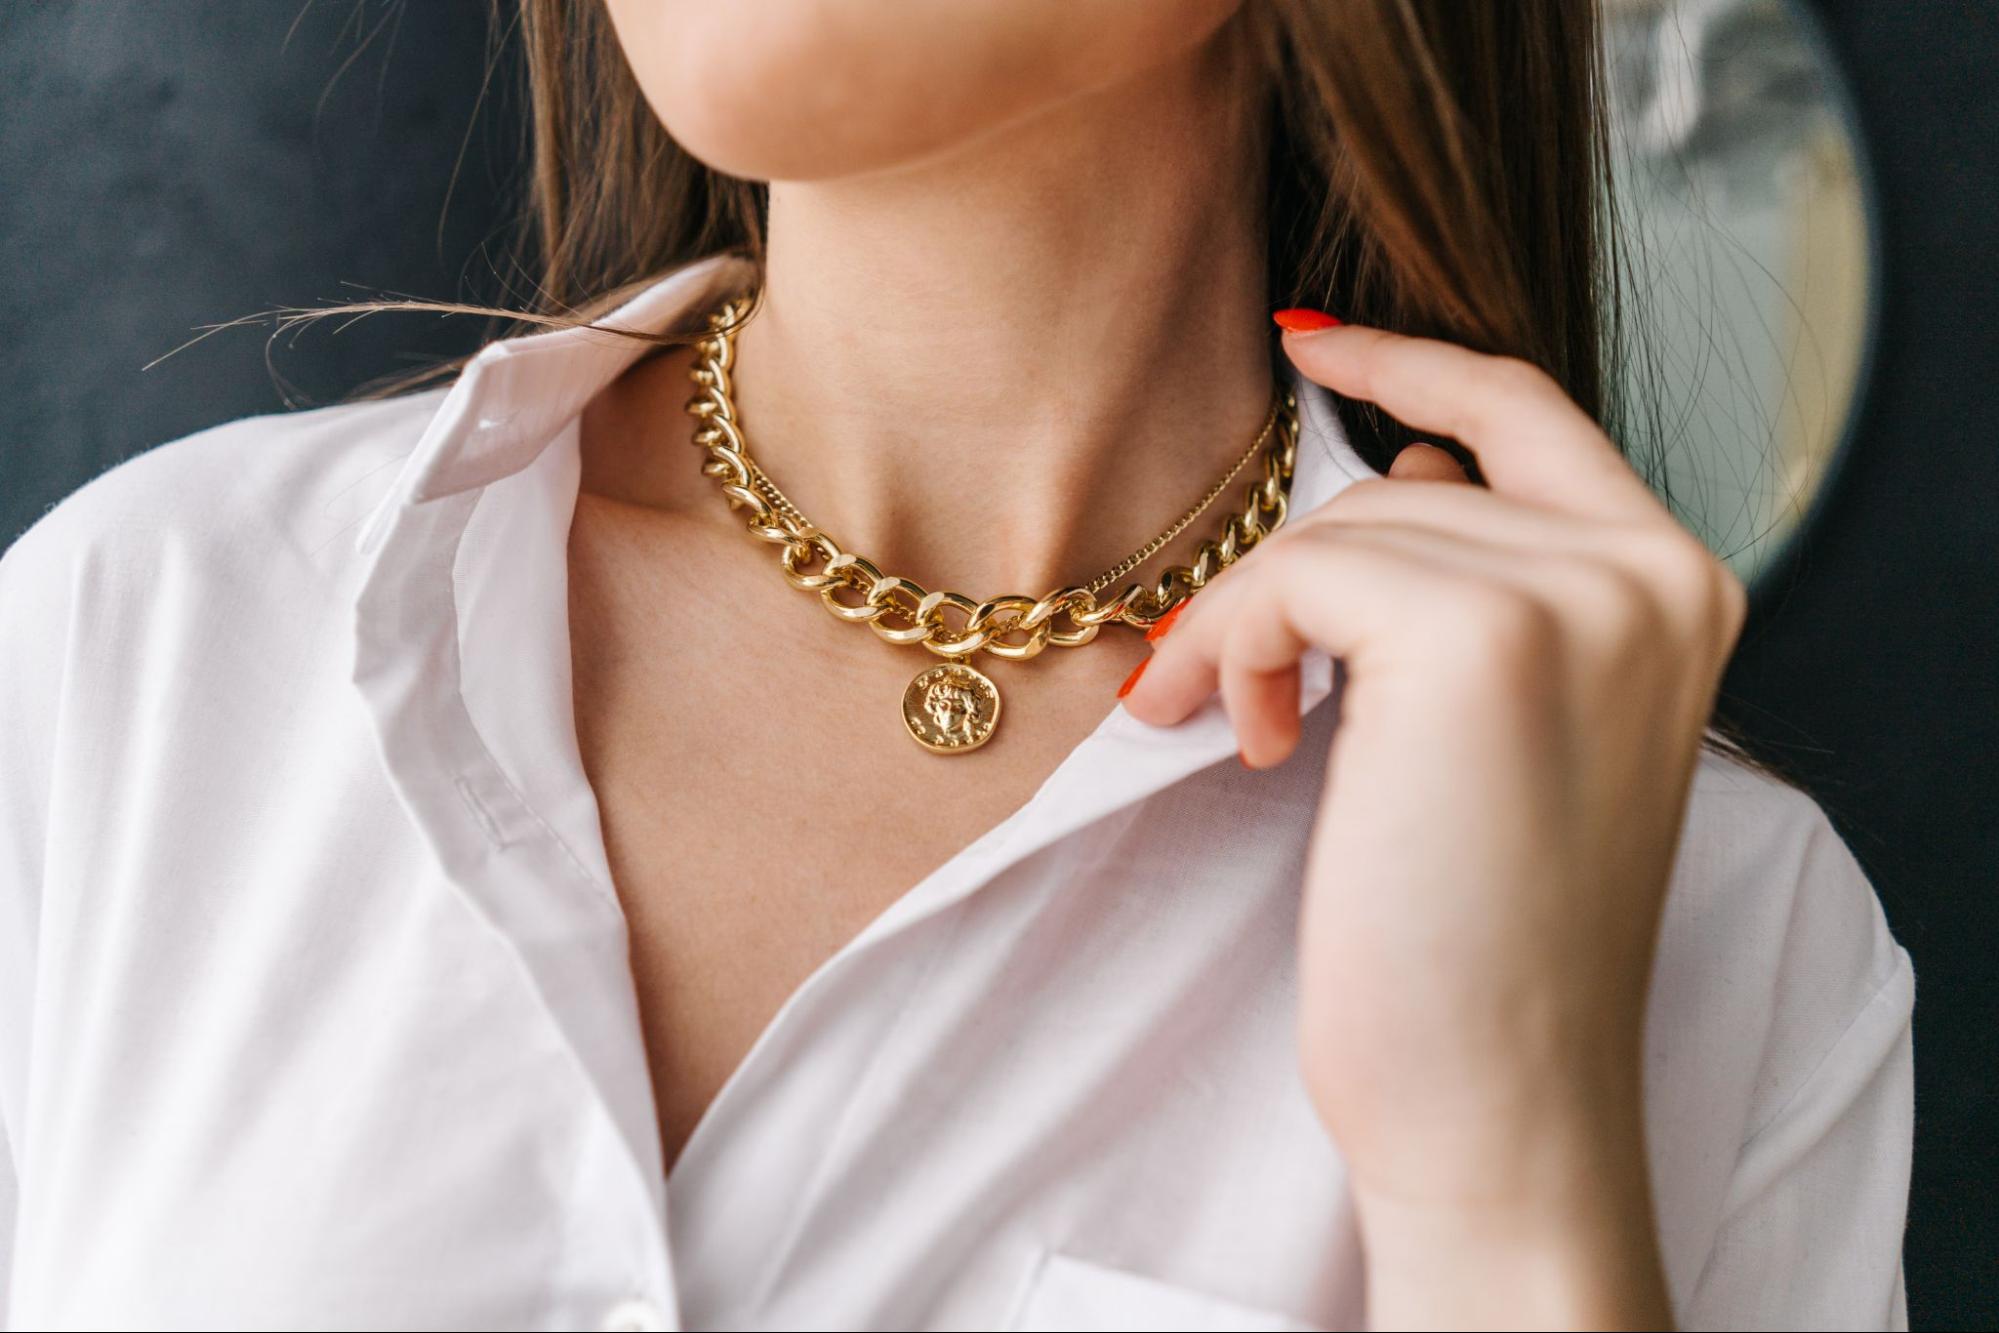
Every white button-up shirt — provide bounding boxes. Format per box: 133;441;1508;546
0;251;1914;1331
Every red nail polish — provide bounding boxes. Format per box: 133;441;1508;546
1117;658;1148;699
1144;602;1187;643
1272;307;1342;333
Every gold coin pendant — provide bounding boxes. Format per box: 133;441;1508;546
902;660;1002;754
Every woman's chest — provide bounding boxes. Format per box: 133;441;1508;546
563;522;1162;1178
15;750;1358;1331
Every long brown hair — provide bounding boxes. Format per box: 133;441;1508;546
265;0;1776;777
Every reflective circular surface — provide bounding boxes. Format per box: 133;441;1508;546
1604;0;1875;583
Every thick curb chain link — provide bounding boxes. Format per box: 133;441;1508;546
685;294;1299;663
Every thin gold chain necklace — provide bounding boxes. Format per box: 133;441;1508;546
684;290;1299;754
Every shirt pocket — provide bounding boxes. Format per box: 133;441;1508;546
1003;1249;1328;1332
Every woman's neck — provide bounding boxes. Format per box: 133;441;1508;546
721;21;1276;596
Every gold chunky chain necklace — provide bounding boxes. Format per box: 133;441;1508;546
684;291;1299;754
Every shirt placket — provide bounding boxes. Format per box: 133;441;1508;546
351;358;684;1329
660;650;1344;1325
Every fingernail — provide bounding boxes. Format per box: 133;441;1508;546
1272;308;1342;333
1238;749;1256;769
1143;602;1187;643
1116;658;1148;700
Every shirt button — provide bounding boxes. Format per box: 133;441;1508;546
600;1296;670;1331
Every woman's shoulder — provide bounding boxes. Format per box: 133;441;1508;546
0;385;451;737
1655;744;1913;1161
1652;749;1914;1326
2;386;449;601
1672;746;1906;993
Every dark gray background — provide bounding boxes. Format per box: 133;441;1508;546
1;2;1992;1326
0;0;522;527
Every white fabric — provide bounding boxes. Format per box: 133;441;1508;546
0;251;1913;1331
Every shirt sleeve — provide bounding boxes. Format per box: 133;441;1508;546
1677;807;1917;1332
0;1112;17;1322
0;503;79;1321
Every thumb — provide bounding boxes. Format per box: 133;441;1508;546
1386;441;1470;484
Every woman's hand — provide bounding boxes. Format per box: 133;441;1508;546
1119;321;1747;1329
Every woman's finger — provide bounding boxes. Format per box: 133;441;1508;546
1385;441;1469;484
1126;525;1538;741
1219;646;1303;768
1278;322;1660;521
1128;513;1722;759
1310;476;1631;565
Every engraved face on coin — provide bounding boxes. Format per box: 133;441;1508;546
902;661;1001;754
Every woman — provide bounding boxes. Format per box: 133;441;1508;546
0;1;1913;1329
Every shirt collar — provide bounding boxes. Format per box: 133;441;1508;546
344;250;1381;1269
357;248;1379;555
355;250;756;556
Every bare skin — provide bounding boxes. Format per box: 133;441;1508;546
575;0;1271;1174
569;343;1160;1173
